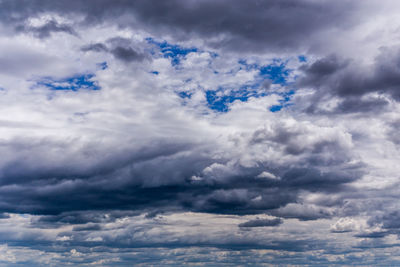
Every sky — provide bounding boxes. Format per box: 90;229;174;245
1;0;400;266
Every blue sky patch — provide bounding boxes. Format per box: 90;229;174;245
206;90;236;112
269;90;295;112
238;59;258;71
146;37;198;65
269;105;283;112
206;87;295;113
202;59;295;112
206;87;266;112
298;55;307;62
259;61;290;85
96;61;108;70
177;91;192;99
238;59;291;86
37;74;100;91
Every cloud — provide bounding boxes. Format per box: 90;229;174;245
15;19;77;38
109;46;144;62
239;217;283;228
297;47;400;113
81;43;108;53
0;0;368;53
81;37;147;62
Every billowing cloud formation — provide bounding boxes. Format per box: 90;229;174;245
0;0;400;266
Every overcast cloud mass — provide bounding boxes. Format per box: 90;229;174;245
1;0;400;266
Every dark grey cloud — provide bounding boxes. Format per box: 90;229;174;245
81;43;108;53
81;37;146;62
72;223;102;231
334;97;389;114
0;0;364;53
386;119;400;145
110;46;145;62
270;204;335;221
354;231;388;239
15;19;77;38
298;47;400;113
239;217;283;228
250;123;354;166
0;213;10;219
0;129;359;220
33;210;142;228
369;211;400;230
0;166;357;220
